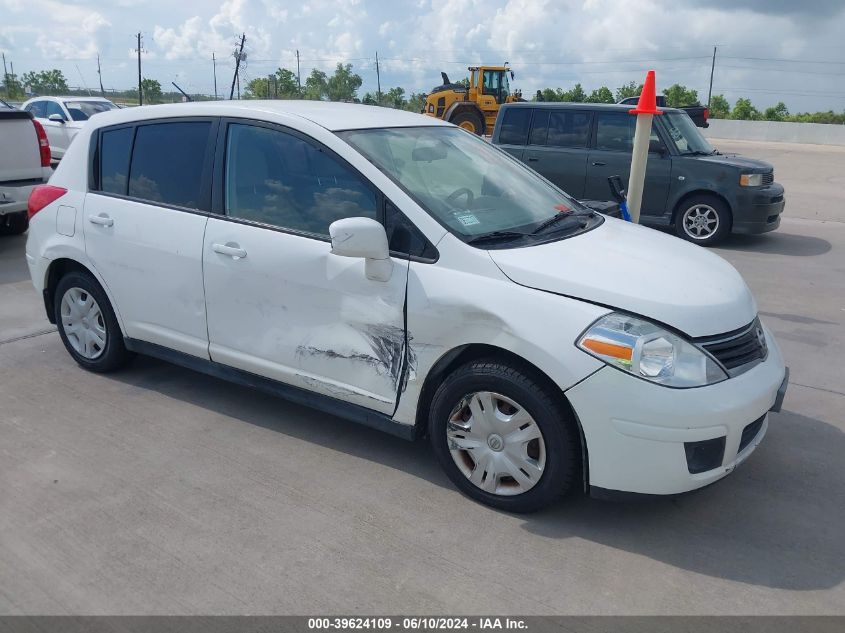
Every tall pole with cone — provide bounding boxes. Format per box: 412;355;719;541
626;70;662;224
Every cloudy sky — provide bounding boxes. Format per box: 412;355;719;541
2;0;844;112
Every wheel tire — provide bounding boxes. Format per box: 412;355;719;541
54;270;133;373
674;194;731;246
0;213;28;236
429;359;580;513
450;109;485;135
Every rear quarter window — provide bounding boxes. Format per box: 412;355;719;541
498;108;531;145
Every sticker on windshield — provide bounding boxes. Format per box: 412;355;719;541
455;213;481;227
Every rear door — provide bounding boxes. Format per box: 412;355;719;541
84;118;217;358
523;108;591;199
584;111;671;217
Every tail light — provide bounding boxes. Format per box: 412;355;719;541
27;185;67;219
703;107;709;122
32;119;51;167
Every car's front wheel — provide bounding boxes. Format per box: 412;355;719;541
429;359;580;512
54;270;133;372
675;195;731;246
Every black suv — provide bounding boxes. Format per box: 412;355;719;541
492;103;785;245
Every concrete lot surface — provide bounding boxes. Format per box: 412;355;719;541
1;139;843;615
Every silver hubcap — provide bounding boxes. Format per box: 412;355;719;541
60;287;107;360
446;391;546;496
682;204;719;239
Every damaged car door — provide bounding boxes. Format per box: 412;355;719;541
202;121;409;414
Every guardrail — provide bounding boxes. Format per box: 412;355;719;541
702;119;845;146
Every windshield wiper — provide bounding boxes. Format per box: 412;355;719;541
465;230;530;245
531;212;588;235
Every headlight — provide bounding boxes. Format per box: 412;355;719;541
577;313;728;388
739;173;763;187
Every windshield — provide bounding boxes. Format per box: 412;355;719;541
338;126;599;246
63;100;116;121
663;111;714;154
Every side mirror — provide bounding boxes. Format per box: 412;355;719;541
329;217;392;282
48;113;65;123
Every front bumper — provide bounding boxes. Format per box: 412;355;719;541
732;183;785;235
566;327;787;496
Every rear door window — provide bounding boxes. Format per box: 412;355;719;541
128;121;212;208
547;111;591;147
528;109;549;146
100;127;133;195
224;123;377;236
498;108;531;145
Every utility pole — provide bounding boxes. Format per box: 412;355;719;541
707;45;717;109
229;33;246;100
136;32;143;105
212;53;218;100
96;53;105;96
375;51;381;103
1;53;8;98
296;49;301;94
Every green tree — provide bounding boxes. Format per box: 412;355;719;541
404;92;426;113
615;81;642;101
244;77;273;99
381;86;406;108
1;72;23;99
140;78;162;103
21;69;69;95
731;97;760;120
304;69;328;100
561;83;587;102
586;86;614;104
273;68;302;98
763;101;789;122
663;84;699;107
325;63;362;102
708;94;730;119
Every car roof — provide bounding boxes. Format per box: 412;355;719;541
23;95;114;103
501;102;682;114
83;100;449;132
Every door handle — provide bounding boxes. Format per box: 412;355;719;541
212;243;247;259
88;214;113;227
591;161;607;167
527;156;539;162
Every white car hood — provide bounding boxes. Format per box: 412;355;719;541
488;218;757;338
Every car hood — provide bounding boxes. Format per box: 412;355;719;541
696;153;772;172
488;218;757;338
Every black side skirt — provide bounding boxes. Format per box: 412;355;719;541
123;338;417;441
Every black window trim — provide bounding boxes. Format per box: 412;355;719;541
211;117;439;264
88;116;220;216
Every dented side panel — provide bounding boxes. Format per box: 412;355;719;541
203;217;409;414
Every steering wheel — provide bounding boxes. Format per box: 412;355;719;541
446;187;474;208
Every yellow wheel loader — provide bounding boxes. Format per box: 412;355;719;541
423;65;523;135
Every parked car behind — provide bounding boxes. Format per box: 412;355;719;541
21;96;117;161
618;95;709;128
492;103;785;245
0;104;52;235
26;101;787;511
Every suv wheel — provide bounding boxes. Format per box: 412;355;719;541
675;195;731;246
54;271;132;372
429;359;579;512
0;212;28;236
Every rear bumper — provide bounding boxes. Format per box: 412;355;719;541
0;180;40;215
566;325;787;496
732;183;785;235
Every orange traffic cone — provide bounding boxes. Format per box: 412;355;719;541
628;70;663;116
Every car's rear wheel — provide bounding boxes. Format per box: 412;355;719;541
0;212;28;236
675;195;731;246
54;271;132;372
450;109;485;135
429;359;579;512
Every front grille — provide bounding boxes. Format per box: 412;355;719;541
738;414;766;454
761;172;774;186
697;319;767;373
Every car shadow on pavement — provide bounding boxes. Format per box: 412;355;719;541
106;357;844;592
520;408;845;591
715;231;831;256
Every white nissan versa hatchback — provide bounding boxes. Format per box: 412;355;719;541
25;101;788;511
